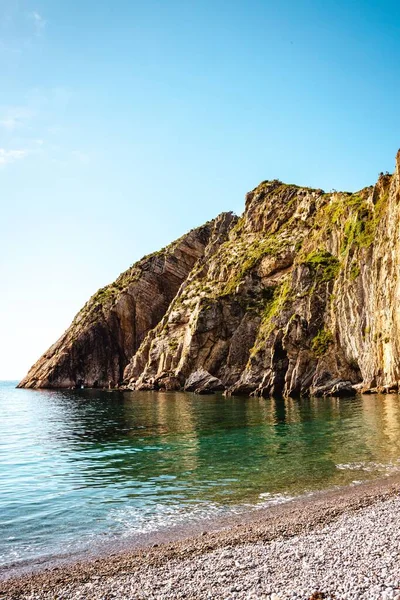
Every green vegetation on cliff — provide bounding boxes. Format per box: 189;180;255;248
311;328;334;357
249;279;292;357
302;250;340;282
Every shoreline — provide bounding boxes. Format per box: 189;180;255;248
1;474;400;599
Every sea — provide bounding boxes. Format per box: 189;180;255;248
1;380;400;570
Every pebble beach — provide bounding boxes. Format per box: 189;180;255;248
1;476;400;600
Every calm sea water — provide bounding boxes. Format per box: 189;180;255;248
1;381;400;568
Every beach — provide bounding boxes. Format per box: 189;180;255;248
1;475;400;599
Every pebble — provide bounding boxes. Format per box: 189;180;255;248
3;494;400;599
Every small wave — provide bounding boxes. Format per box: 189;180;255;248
108;493;294;537
336;460;400;473
257;492;294;505
109;503;226;536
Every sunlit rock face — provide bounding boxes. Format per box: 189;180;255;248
18;213;236;389
20;150;400;397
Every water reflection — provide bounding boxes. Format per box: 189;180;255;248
16;389;400;494
1;383;400;567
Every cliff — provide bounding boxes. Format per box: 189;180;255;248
19;150;400;397
18;213;236;389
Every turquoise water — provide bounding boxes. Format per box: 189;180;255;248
1;381;400;568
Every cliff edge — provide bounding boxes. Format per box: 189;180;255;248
19;151;400;397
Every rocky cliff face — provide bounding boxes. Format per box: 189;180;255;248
20;150;400;396
18;214;236;389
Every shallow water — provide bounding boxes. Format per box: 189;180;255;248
1;381;400;567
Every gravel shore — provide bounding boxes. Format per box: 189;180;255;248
1;477;400;599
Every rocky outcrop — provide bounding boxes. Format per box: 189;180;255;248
18;213;237;389
184;369;225;394
20;150;400;397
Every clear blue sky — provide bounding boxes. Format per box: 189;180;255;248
1;0;400;379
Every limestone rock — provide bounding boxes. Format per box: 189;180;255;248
184;368;225;393
312;379;356;397
19;150;400;399
155;374;181;391
18;213;237;389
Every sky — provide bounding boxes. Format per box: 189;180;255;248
1;0;400;380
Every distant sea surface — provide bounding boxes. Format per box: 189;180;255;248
1;381;400;569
